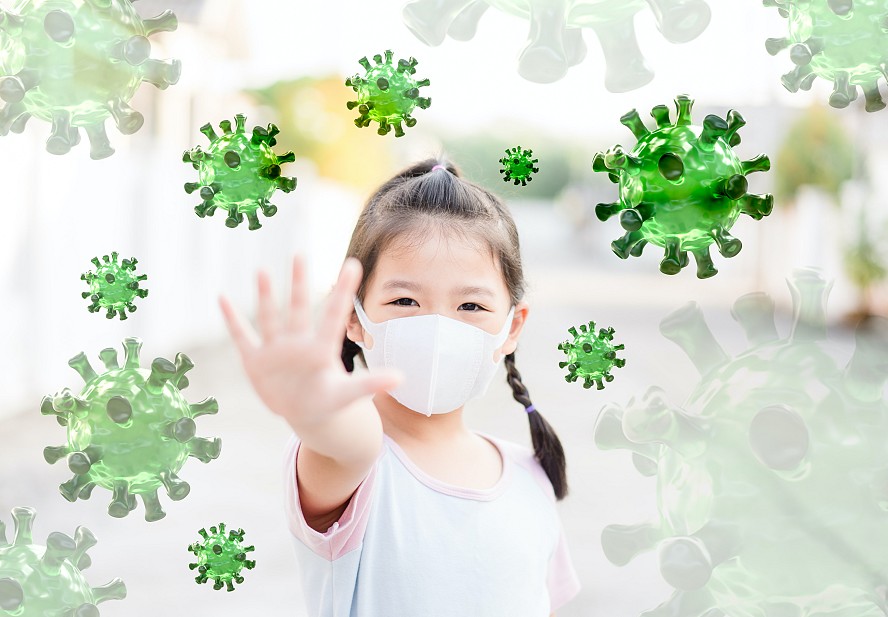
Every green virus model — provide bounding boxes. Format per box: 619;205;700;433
765;0;888;112
594;269;888;616
345;49;431;137
0;506;126;616
557;320;625;390
183;114;297;231
42;338;222;522
0;0;180;159
593;95;774;279
80;251;148;320
188;523;256;592
403;0;710;90
499;146;539;186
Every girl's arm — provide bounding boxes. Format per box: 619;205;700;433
219;256;402;531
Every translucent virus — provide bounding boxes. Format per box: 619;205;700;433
0;0;180;159
188;523;256;592
593;95;774;279
594;269;888;616
557;320;625;389
42;337;222;522
765;0;888;112
345;49;431;137
0;506;126;616
499;146;539;186
183;114;297;231
402;0;711;91
80;251;148;320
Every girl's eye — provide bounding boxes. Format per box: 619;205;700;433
389;298;485;312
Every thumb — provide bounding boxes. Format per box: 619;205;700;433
367;368;404;393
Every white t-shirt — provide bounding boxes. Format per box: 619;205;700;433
283;430;581;616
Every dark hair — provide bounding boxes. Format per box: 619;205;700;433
340;158;568;500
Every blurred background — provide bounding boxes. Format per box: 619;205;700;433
1;0;888;615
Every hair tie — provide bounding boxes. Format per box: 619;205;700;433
524;404;536;414
431;164;448;172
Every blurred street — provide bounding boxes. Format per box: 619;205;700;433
1;201;849;617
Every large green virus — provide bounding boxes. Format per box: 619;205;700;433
557;320;625;390
183;114;297;231
499;146;539;186
188;523;256;592
765;0;888;112
345;49;431;137
593;95;774;279
42;338;222;522
403;0;710;91
0;0;180;159
81;251;148;320
594;269;888;616
0;506;126;616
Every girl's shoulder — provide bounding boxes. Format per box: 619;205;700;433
479;432;556;502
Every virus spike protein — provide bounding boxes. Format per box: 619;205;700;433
557;320;626;389
594;269;888;615
0;0;180;159
41;338;221;522
183;114;297;230
188;523;256;592
499;146;539;186
764;0;888;112
345;49;431;137
80;251;148;320
593;94;774;279
402;0;711;91
0;506;126;615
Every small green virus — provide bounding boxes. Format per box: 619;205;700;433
42;338;222;522
183;114;297;230
594;94;774;279
0;506;126;616
0;0;180;159
557;321;625;390
188;523;255;592
765;0;888;112
346;49;431;137
80;251;148;320
499;146;539;186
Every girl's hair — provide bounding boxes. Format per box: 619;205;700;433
340;157;568;500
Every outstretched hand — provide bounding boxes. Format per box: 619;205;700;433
218;256;402;425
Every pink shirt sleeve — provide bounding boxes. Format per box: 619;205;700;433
491;436;582;612
547;518;582;612
283;433;379;561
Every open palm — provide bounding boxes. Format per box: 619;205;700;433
219;256;401;424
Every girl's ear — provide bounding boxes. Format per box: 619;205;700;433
498;300;529;360
345;310;365;345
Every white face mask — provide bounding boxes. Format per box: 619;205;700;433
352;297;515;416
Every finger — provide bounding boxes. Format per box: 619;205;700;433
317;257;362;353
218;295;260;354
331;369;403;410
257;269;281;343
286;255;309;334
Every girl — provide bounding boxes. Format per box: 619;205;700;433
219;159;581;616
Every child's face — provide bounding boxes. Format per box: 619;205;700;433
346;229;528;361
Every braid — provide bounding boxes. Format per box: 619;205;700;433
342;335;362;373
504;351;568;500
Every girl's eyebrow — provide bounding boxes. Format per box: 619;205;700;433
382;280;495;298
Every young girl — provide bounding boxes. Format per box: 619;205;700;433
219;159;581;616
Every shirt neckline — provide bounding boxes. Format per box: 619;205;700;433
382;431;512;501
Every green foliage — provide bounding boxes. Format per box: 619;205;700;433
774;105;855;203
